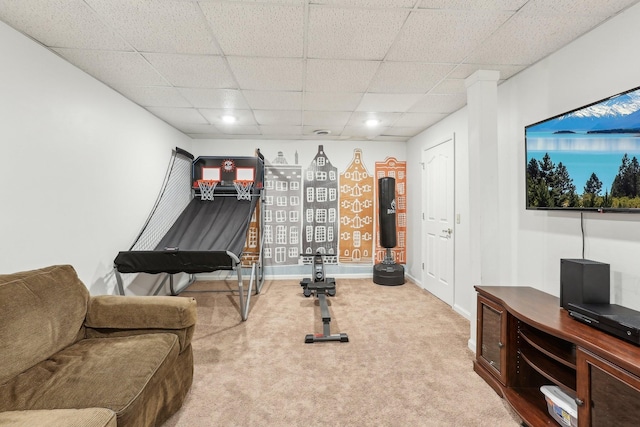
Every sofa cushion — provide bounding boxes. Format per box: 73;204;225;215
0;265;89;385
0;333;179;419
0;408;116;427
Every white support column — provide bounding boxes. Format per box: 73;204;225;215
466;70;501;285
466;70;500;349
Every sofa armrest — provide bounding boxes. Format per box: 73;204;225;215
85;295;197;352
0;408;116;427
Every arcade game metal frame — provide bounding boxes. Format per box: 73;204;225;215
114;148;265;321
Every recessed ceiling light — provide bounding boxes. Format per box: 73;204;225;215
365;119;380;127
222;115;236;124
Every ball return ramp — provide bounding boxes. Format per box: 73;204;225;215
114;148;265;321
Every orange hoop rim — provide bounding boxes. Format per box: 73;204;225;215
194;179;219;187
233;180;254;185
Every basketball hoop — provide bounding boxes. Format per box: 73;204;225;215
233;180;253;200
197;179;218;201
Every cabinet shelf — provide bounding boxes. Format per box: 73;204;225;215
504;387;557;426
519;344;576;391
519;324;576;369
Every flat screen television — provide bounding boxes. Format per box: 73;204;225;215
525;85;640;212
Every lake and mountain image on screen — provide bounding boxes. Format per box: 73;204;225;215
525;87;640;210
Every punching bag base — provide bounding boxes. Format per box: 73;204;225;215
373;263;405;286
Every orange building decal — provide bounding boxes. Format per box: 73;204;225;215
374;157;407;264
339;149;374;263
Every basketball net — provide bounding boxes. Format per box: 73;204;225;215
233;180;253;200
197;180;218;201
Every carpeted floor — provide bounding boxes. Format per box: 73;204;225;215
164;278;521;426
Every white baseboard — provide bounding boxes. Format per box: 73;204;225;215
195;272;374;281
405;271;421;287
453;303;471;320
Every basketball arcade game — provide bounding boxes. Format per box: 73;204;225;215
114;148;265;321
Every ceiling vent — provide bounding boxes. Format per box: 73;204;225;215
313;129;331;135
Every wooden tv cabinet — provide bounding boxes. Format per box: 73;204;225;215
474;286;640;426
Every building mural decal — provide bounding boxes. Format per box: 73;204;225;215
263;151;302;266
258;147;406;269
374;157;407;264
302;145;338;264
339;149;374;263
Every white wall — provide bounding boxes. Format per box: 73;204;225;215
190;138;407;276
190;138;406;172
408;2;640;347
502;2;640;308
0;21;191;293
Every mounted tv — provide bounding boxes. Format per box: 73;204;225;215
525;85;640;212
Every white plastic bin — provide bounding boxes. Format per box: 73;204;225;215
540;385;578;427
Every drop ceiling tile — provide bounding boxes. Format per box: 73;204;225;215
200;2;303;57
417;0;527;10
302;125;346;136
227;0;304;3
199;109;257;126
450;64;526;80
243;91;303;110
312;0;416;7
178;88;250;109
303;111;352;127
0;0;131;50
188;134;216;139
53;49;167;86
466;11;605;65
260;125;304;136
304;92;363;111
383;127;427;137
368;135;410;142
146;107;208;126
393;112;445;127
215;125;262;135
346;112;402;127
356;93;423;112
430;79;467;94
228;57;304;91
307;7;409;60
521;0;639;15
114;86;191;107
386;9;513;63
254;110;302;126
143;54;236;89
368;62;456;93
178;124;222;134
409;93;466;113
85;0;218;54
305;60;380;93
341;125;389;138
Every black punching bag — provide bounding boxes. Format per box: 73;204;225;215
373;177;405;286
378;177;397;248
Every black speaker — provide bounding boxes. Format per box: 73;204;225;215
378;177;396;248
560;259;610;309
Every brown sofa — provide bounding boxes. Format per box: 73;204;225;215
0;265;197;427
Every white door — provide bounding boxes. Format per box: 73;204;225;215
422;137;455;306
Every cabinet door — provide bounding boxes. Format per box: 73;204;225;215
577;348;640;427
477;295;508;384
